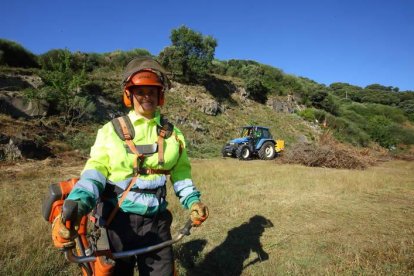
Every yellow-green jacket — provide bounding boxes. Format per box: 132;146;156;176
67;110;201;216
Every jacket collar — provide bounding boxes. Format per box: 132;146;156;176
128;109;161;126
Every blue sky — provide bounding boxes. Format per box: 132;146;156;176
1;0;413;91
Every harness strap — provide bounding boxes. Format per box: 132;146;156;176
105;175;138;227
174;133;184;156
106;117;144;227
108;184;167;233
106;115;181;228
157;129;166;165
139;168;171;175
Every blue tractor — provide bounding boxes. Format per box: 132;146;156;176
222;126;284;160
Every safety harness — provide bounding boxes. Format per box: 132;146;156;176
104;114;183;226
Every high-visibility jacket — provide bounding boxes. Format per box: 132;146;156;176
67;110;201;216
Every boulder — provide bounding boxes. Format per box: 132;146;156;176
0;73;47;118
266;95;304;113
199;99;221;116
94;95;123;121
0;91;49;118
0;136;53;161
0;73;43;91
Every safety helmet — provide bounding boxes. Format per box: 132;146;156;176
123;57;170;108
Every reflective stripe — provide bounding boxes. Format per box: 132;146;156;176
173;179;199;204
113;175;166;190
81;169;107;187
173;178;193;192
74;169;107;199
75;179;101;200
125;191;163;207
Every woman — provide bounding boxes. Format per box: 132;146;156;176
53;57;209;275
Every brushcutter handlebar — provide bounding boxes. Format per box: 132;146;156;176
63;219;193;264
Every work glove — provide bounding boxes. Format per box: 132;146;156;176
190;202;209;227
51;200;85;249
51;214;78;249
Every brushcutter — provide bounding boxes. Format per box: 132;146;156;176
42;178;193;276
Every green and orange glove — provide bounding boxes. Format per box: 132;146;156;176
51;200;86;249
190;202;209;227
51;214;79;249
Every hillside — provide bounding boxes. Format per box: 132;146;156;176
0;66;319;160
1;36;414;163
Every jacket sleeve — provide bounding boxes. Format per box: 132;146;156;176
170;128;201;209
67;125;110;215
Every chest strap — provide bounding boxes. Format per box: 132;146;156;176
112;115;177;166
107;116;175;226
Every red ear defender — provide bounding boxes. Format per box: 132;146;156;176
124;87;164;107
123;88;132;108
123;70;168;108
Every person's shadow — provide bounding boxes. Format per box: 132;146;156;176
176;215;273;276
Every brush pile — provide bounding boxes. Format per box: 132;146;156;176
281;132;387;169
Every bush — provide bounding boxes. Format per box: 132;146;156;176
0;39;39;68
245;78;268;103
36;50;96;126
104;48;152;69
324;114;371;146
364;115;396;148
298;108;316;122
66;130;96;154
391;125;414;145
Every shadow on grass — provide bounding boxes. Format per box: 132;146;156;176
176;215;273;276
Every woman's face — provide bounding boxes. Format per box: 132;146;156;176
130;86;159;118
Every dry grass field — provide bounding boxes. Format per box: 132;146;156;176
1;157;413;275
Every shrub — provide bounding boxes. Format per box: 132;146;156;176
324;114;371;146
364;115;396;148
346;103;406;124
66;130;96;154
104;48;152;69
36;50;96;126
391;125;414;145
298;108;316;122
0;39;39;68
245;78;268;103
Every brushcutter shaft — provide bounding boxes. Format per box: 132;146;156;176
64;219;193;263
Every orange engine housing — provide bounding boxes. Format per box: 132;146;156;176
42;178;79;223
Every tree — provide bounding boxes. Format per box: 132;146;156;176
35;50;96;127
158;26;217;82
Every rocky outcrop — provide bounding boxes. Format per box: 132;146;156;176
0;135;53;161
266;94;304;113
94;95;123;121
184;95;223;116
0;73;48;118
0;91;48;118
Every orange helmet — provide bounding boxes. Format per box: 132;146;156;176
122;57;170;108
123;70;165;107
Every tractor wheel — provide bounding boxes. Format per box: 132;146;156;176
258;141;276;160
221;146;227;157
236;145;251;160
